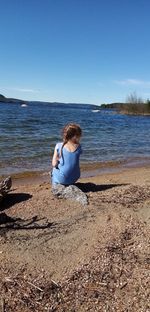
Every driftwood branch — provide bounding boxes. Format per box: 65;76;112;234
1;298;5;312
0;176;12;202
27;281;44;292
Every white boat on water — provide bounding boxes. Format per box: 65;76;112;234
21;103;28;107
92;109;100;113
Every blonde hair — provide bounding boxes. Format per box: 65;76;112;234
60;123;82;158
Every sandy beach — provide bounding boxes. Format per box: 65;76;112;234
0;165;150;311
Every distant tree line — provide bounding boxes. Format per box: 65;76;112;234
101;92;150;115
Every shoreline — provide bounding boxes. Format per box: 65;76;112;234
3;157;149;186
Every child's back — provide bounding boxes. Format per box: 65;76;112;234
52;142;82;185
51;124;82;185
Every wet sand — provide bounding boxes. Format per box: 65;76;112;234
7;156;150;186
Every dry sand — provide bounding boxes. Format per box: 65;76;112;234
0;166;150;311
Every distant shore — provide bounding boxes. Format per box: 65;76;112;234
0;94;99;107
101;102;150;115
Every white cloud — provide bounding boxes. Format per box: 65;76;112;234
114;79;150;87
11;87;40;93
0;87;40;93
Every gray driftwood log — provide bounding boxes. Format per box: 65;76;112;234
0;176;12;202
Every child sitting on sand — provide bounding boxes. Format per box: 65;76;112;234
51;123;82;185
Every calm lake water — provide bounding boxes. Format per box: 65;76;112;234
0;102;150;176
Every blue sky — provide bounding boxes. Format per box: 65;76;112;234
0;0;150;104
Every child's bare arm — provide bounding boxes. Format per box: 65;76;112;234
52;148;59;168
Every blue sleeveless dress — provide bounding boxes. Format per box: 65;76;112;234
51;142;82;185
